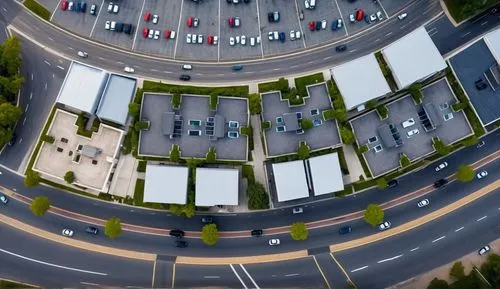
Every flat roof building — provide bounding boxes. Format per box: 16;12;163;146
97;74;137;126
484;28;500;64
144;165;189;204
308;153;344;196
272;160;309;202
195;168;239;207
382;27;447;89
331;54;391;110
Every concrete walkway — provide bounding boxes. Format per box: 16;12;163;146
108;154;138;198
342;144;367;183
250;115;268;190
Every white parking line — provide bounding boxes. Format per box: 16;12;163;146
410;247;419;252
348;49;357;53
455;226;464;232
50;0;62;21
432;236;446;243
255;0;264;58
350;266;368;273
229;264;248;289
217;0;221;62
43;60;51;66
131;0;146;51
173;0;185;59
293;0;306;48
377;254;403;264
48;36;53;41
240;264;260;289
476;216;487;222
285;273;300;277
332;0;348;36
57;65;65;70
89;0;105;38
378;0;390;19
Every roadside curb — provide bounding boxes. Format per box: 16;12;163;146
176;250;309;265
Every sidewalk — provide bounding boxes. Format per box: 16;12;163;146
342;144;366;183
250;115;268;189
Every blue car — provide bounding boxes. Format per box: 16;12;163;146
75;2;81;12
81;2;87;13
278;31;285;42
232;65;243;71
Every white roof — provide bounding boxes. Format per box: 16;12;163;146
195;168;239;207
97;74;137;126
308;153;344;196
331;54;391;110
484;27;500;64
382;27;447;89
144;165;188;204
272;160;309;202
57;62;109;114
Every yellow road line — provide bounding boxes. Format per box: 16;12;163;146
0;214;156;262
330;253;353;283
312;255;332;289
330;179;500;252
176;250;309;265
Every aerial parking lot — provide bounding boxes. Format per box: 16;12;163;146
336;0;388;35
51;0;100;37
299;0;346;46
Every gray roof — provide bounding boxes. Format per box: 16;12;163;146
57;62;109;114
484;27;500;64
214;114;226;138
377;124;397;148
97;74;137;126
162;112;175;135
423;103;443;129
283;112;300;131
81;145;102;158
144;164;189;204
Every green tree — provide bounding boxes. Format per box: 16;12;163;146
30;196;50;216
206;148;216;162
248;93;262;115
366;99;377;109
450;261;465;280
0;37;22;76
128;103;140;119
340;126;355;145
169;145;180;162
433;138;451;156
377;178;388;190
299;118;313;131
364;204;384;227
104;217;122;239
201;223;219;246
24;170;41;188
297;142;310;160
0;102;22;127
427;278;450;289
63;171;75;184
134;120;149;131
290;222;308;241
480;253;500;287
172;93;181;109
456;165;474;182
247;182;269;210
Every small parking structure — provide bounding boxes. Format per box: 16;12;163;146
132;1;181;57
139;93;248;161
51;0;100;37
351;78;472;177
299;0;345;46
262;83;341;157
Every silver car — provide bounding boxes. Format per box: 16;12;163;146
417;199;430;208
268;238;280;246
378;221;391;231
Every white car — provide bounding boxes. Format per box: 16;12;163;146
0;194;8;204
170;31;176;39
349;13;355;22
113;4;119;13
378;221;391;231
107;2;113;12
321;19;327;29
62;228;74;237
186;33;192;44
290;30;295;41
148;29;154;39
398;13;408;20
124;66;135;73
417;199;430;208
304;0;310;9
194;17;199;27
182;64;192;70
406;128;419;138
110;21;116;31
435;162;448;172
213;36;218;45
250;37;255;46
235;17;241;27
273;31;278;39
370;14;377;22
235;35;240;44
77;51;88;58
268;31;273;41
241;35;246;45
376;11;383;21
477;170;488;179
68;1;74;10
295;31;301;39
152;14;159;24
154;30;160;40
229;36;235;46
198;34;203;44
104;20;111;30
256;36;261;44
268;238;280;246
478;245;490;255
192;33;197;44
401;118;415;128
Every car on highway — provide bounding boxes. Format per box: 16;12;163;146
378;221;391;231
201;216;213;224
336;44;347;52
251;229;263;237
61;0;68;11
338;226;352;235
85;226;99;235
406;128;419;138
292;207;303;214
124;66;135;73
232;65;243;71
176;240;188;248
477;170;488;179
435;162;448;172
90;4;97;15
169;229;185;238
62;228;74;237
434;178;448;188
77;51;88;58
398;13;408;20
182;64;192;70
0;193;8;204
417;199;430;208
152;14;159;24
268;238;280;246
478;245;490;255
401;118;415;128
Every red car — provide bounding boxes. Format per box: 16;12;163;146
144;11;151;22
187;16;193;27
228;17;234;27
208;35;213;45
142;28;149;38
308;21;315;31
164;30;171;39
61;0;68;11
356;9;364;21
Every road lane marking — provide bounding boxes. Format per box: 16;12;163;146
117;61;124;65
98;57;105;60
29;92;32;100
57;65;65;70
455;226;464;232
25;103;29;112
229;264;248;289
461;31;471;37
350;266;368;273
80;282;99;286
240;264;260;289
323;56;332;60
43;60;51;66
2;7;7;12
31;73;33;80
68;46;74;50
163;71;172;74
410;247;419;252
151;260;156;288
312;256;331;289
45;82;47;90
22;117;26;126
203;276;220;279
0;248;107;275
477;216;487;221
285;273;300;277
385;32;393;37
150;69;158;72
432;236;446;243
291;65;299;68
377;254;403;263
375;38;381;42
481;21;488;26
349;49;357;53
273;68;280;71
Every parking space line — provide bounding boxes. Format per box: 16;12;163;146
239;264;260;289
50;0;62;21
254;0;264;58
217;0;221;62
293;0;306;48
312;256;332;289
173;0;185;59
332;0;349;36
151;260;156;288
90;0;105;38
172;263;176;289
131;0;146;51
43;60;51;66
229;264;248;289
378;0;390;19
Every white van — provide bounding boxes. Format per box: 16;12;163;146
182;64;192;70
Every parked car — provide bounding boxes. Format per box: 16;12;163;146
278;31;285;42
336;44;347;52
123;23;132;34
201;216;213;223
295;31;301;39
81;2;87;13
107;2;113;12
144;11;151;22
299;10;304;20
164;30;171;39
240;35;246;45
338;226;352;235
315;21;321;31
406;128;419;138
90;4;97;15
113;4;119;13
176;240;188;248
417;199;430;208
235;17;241;27
435;162;448;172
321;19;327;29
268;11;280;22
398;13;407;20
191;33;197;43
250;37;255;46
154;30;160;40
213;35;218;45
251;229;263;237
268;238;280;246
77;51;88;58
477;170;488;179
309;21;315;31
336;18;343;29
364;14;370;23
292;207;303;214
0;193;8;204
387;179;399;188
349;13;355;22
62;228;74;237
229;36;235;45
197;34;203;43
61;1;68;11
110;21;116;31
370;14;377;22
228;17;235;27
356;9;364;21
104;20;111;30
290;30;295;40
235;35;240;44
194;17;199;27
124;66;135;73
376;11;384;21
434;178;448;188
143;28;149;38
187;16;193;27
273;31;279;40
169;229;185;238
68;1;73;11
152;14;159;24
401;118;415;128
85;226;99;235
478;245;490;255
378;221;391;231
268;31;274;40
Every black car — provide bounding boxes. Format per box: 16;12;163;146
179;75;191;81
278;32;285;42
338;226;352;235
226;0;232;3
315;21;321;31
201;216;213;224
115;22;123;32
251;229;263;237
387;179;399;188
434;178;448;188
176;240;188;248
169;229;185;238
81;2;87;13
335;44;347;52
267;11;279;22
123;24;132;34
476;81;487;91
85;226;99;235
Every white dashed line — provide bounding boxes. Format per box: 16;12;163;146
68;46;74;50
195;73;204;76
323;56;332;60
285;273;300;277
150;69;158;72
377;254;403;264
80;282;99;286
98;57;105;61
117;61;124;65
349;49;357;53
31;73;33;80
462;31;471;37
291;65;299;68
57;66;65;70
481;21;488;26
350;266;368;273
29;93;32;100
203;276;220;279
22;117;26;126
477;216;487;222
216;74;225;76
243;71;254;74
432;236;446;243
44;83;47;90
43;60;51;66
455;226;464;232
52;73;55;78
48;37;53;41
2;7;7;12
385;32;393;37
400;25;406;30
163;71;172;74
273;68;280;71
410;247;419;252
375;38;381;42
24;104;29;112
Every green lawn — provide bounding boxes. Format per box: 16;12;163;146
444;0;497;22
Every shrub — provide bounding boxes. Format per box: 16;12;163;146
449;261;465;280
136;160;147;173
248;93;262;114
364;204;384;227
460;135;478;147
40;134;55;143
63;171;75;184
30;196;50;216
24;170;41;188
358;145;369;154
297;142;310;160
323;109;335;120
377;105;389;119
248;182;269;210
290;222;309;241
366;99;377;109
206;148;216;162
128;103;140;119
133;179;145;206
340;125;355;145
201;223;220;246
294;73;324;97
400;154;411;167
172;93;181;109
24;0;51;21
299;118;313;130
456;164;474;182
409;83;423;104
451;102;468;111
261;121;271;130
258;77;289;93
242;165;255;184
376;178;388;190
142;80;249;98
433;137;451;156
134;120;149;131
209;93;218;110
169;145;180;162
